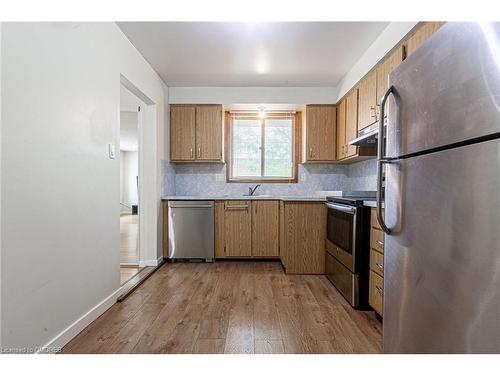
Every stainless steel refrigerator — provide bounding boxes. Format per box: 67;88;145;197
376;22;500;353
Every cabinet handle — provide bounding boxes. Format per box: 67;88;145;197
376;263;383;269
225;204;248;210
197;147;201;158
309;147;313;158
190;148;193;158
375;285;383;295
377;240;384;246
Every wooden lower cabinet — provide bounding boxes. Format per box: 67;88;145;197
369;208;385;316
223;200;252;257
370;227;385;254
369;270;384;316
280;201;326;274
215;200;279;258
165;199;326;274
214;201;225;258
251;200;279;257
370;249;384;277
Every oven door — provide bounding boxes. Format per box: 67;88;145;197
325;202;357;272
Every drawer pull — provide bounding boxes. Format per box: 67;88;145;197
377;240;384;246
375;285;383;295
225;205;248;210
376;263;383;269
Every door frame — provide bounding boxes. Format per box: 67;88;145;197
120;75;159;268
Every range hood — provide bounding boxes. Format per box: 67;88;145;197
348;122;385;146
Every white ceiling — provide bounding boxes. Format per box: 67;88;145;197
117;22;389;87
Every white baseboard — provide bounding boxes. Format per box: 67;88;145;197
37;287;123;354
139;256;163;267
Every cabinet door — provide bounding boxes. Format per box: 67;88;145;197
305;105;336;161
224;200;252;257
279;201;285;264
369;270;384;316
406;22;445;57
251;200;279;257
195;105;223;161
376;46;404;119
336;99;346;160
214;201;225;258
282;202;326;274
357;70;378;130
170;105;196;161
345;89;359;158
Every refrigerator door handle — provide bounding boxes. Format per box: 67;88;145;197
377;85;399;235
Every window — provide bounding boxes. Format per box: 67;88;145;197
226;112;299;182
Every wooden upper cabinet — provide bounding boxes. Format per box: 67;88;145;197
406;22;445;57
303;105;337;162
195;105;223;161
336;99;347;160
357;70;378;131
223;200;252;257
170;104;223;162
170;105;196;161
345;89;359;158
251;200;279;257
376;45;404;119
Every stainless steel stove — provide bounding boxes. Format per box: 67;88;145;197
324;191;374;308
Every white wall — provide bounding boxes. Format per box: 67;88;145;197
169;86;338;104
0;23;167;350
0;22;3;348
335;22;418;100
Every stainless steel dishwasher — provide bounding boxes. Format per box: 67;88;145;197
167;200;214;261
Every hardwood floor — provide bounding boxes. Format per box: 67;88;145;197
120;213;138;264
62;261;382;354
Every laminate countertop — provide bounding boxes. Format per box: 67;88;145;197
162;196;383;206
161;195;328;202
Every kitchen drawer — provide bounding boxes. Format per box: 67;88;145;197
370;249;384;276
371;228;385;254
369;270;384;316
370;207;384;231
325;251;359;307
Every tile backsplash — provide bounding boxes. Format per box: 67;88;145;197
163;159;377;196
347;159;377;191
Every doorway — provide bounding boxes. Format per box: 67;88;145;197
119;84;144;284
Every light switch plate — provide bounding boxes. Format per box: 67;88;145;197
108;143;116;159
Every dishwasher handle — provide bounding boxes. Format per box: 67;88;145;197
168;201;214;209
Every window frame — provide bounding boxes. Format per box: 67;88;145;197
225;111;300;183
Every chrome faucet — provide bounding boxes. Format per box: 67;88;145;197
248;184;261;196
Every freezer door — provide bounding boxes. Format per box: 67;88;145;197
386;22;500;158
384;139;500;353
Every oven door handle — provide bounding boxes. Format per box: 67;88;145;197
325;203;356;215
